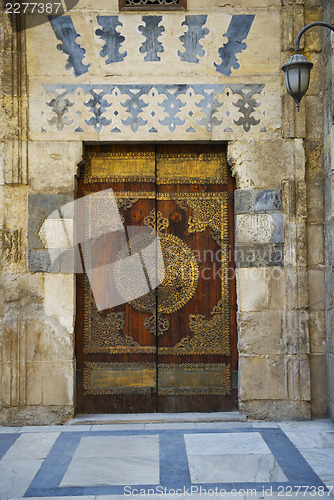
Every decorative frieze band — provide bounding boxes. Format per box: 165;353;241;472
41;83;265;136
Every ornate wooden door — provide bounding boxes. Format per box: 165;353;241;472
75;144;237;413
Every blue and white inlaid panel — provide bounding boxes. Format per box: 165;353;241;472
40;83;266;136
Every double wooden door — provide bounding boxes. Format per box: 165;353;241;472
76;144;237;413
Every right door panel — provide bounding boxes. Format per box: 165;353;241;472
155;144;236;412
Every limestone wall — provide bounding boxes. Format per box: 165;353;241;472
323;0;334;421
0;0;327;424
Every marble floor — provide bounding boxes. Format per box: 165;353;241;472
0;417;333;500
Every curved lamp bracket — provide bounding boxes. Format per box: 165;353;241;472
295;22;334;52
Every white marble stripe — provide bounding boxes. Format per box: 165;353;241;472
184;432;271;455
0;427;22;433
72;435;159;459
8;497;96;500
278;421;334;432
1;432;59;460
285;431;334;449
188;454;287;483
61;456;160;486
0;459;43;500
19;425;92;432
91;424;145;431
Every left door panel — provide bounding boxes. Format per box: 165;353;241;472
76;145;158;413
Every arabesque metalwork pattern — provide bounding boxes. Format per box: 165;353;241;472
114;207;200;335
83;277;156;355
81;146;233;401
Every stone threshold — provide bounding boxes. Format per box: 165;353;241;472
68;411;247;425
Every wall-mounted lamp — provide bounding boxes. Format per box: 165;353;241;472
282;22;334;110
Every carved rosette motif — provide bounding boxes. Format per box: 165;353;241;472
113;208;200;336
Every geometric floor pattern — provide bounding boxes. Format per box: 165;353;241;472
0;420;333;499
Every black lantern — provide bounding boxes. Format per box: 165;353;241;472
282;22;334;109
282;54;313;110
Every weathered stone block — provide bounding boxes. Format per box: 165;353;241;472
1;362;13;407
28;141;82;193
1;228;24;270
324;225;333;267
229;139;306;189
1;140;28;185
323;131;332;174
28;218;44;250
305;96;324;143
3;273;44;318
237;268;267;311
4;186;28;229
306;53;324;97
326;309;334;355
325;274;334;313
304;7;324;53
284;267;308;310
282;180;307;222
310;353;328;405
236;243;284;268
266;267;284;310
309;310;326;354
236;212;284;246
28;194;74;256
307;181;325;223
28;194;74;220
239;400;311;421
243;355;310;403
234;189;252;214
324;175;332;223
253;189;281;212
323;94;333;137
294;356;311;401
44;274;75;332
307;224;324;266
238;311;283;355
26;317;73;362
239;355;288;400
271;213;284;243
26;361;43;406
330;176;334;220
236;214;274;245
28;250;60;273
329;355;334;415
0;286;4;317
281;4;304;52
311;399;329;418
60;249;77;274
39;218;74;249
282;310;310;355
0;185;5;227
0;405;74;426
42;361;74;406
308;268;326;310
284;222;307;267
298;356;311;401
305;139;324;182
